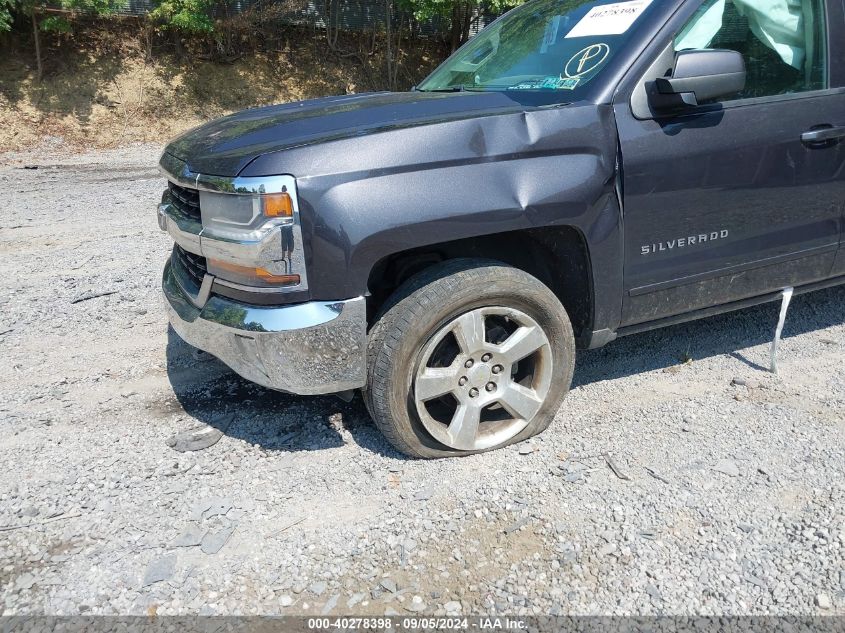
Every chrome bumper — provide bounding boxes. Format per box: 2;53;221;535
163;261;367;395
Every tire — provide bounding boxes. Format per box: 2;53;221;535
362;258;575;458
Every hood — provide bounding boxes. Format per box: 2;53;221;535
163;91;547;177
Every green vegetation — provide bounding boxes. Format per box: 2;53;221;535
0;0;14;31
147;0;214;34
400;0;522;51
1;0;124;78
0;0;528;86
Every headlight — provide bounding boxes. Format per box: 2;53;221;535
199;187;293;242
160;153;308;293
196;174;304;289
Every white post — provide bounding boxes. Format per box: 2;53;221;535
770;287;794;374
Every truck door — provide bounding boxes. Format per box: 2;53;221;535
612;0;845;326
828;0;845;276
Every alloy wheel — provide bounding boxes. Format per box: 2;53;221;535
413;306;553;451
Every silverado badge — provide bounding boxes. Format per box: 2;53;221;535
641;230;729;255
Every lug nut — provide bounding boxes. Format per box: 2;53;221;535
481;353;492;362
458;376;468;386
469;387;479;398
464;359;474;368
492;364;503;374
485;382;496;392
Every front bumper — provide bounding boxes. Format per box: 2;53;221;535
163;260;367;395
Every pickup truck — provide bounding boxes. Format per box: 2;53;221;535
157;0;845;458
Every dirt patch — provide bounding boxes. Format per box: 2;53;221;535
0;25;442;152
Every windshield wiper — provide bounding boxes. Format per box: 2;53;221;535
418;85;467;92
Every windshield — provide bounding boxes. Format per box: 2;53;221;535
418;0;656;93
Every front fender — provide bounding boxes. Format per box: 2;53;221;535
242;103;624;334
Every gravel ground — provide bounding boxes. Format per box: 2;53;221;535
1;144;844;617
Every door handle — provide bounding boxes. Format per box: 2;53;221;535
801;125;845;145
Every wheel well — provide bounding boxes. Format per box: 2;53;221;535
366;227;593;342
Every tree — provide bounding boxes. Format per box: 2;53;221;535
399;0;522;52
148;0;215;55
0;0;13;31
148;0;214;33
1;0;124;80
148;0;215;56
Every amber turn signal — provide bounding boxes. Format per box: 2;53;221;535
256;269;300;284
209;259;300;286
263;191;293;218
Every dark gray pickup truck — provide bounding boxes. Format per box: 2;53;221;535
158;0;845;457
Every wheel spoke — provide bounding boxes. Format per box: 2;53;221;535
415;367;459;401
451;310;486;354
497;325;547;364
448;403;482;450
497;382;543;421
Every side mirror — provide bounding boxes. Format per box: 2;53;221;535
649;49;746;111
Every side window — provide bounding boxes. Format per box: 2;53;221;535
674;0;827;101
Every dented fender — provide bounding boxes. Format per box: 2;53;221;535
241;102;624;335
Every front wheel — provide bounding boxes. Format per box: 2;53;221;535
363;259;575;458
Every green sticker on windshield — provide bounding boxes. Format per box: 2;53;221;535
508;76;580;90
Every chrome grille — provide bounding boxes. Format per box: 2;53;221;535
173;245;207;288
168;182;201;222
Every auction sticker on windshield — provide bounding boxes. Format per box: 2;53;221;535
565;0;653;38
563;43;610;77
